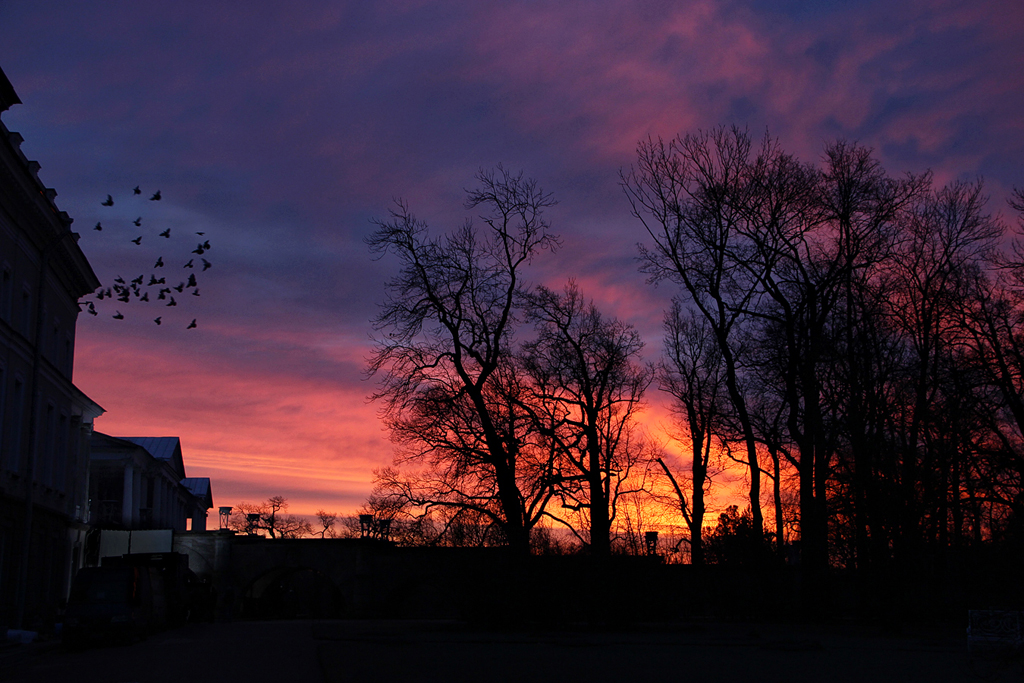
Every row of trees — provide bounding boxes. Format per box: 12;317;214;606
625;128;1024;586
364;136;1024;581
366;167;652;556
229;496;341;539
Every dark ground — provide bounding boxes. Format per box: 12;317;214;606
2;618;1021;683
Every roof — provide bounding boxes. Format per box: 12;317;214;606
181;477;213;510
0;66;21;113
120;437;186;479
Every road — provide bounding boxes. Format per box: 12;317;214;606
2;618;1020;683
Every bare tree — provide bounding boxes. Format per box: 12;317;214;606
656;300;726;565
519;281;653;556
367;167;559;554
315;509;337;538
623;127;768;536
229;496;313;538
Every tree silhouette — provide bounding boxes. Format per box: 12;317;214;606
519;281;653;556
367;167;559;554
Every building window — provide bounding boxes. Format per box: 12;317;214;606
39;403;55;487
6;378;24;473
0;264;11;322
55;413;68;492
64;335;73;376
20;287;31;339
51;319;60;365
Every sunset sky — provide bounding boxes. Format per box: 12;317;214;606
2;0;1022;519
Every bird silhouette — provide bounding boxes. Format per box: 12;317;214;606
94;222;102;231
150;190;161;201
132;275;144;285
196;232;205;236
187;319;197;329
133;217;142;227
140;292;149;302
117;292;130;303
96;289;106;300
202;259;212;271
157;290;167;300
131;236;142;245
113;311;124;320
202;240;210;250
159;228;170;238
166;296;177;307
154;257;164;268
87;303;97;316
183;259;193;268
192;244;205;255
186;273;197;288
114;276;125;284
148;275;160;286
133;186;141;195
102;195;113;206
173;282;185;293
192;288;200;297
154;317;162;325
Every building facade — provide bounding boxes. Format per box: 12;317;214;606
0;67;104;630
88;433;213;537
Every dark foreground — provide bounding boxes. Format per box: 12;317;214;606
2;618;1021;683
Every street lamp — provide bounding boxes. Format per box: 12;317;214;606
359;514;375;539
218;506;232;530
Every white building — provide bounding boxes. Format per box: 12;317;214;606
88;433;213;538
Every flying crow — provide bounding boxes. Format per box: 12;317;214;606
150;190;161;201
102;195;113;206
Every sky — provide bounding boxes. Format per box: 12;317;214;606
2;0;1023;520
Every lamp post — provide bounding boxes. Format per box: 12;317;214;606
218;506;232;530
359;514;375;539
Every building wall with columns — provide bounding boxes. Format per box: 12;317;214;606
87;432;212;542
0;66;103;631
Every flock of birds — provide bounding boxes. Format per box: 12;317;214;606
80;186;212;329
